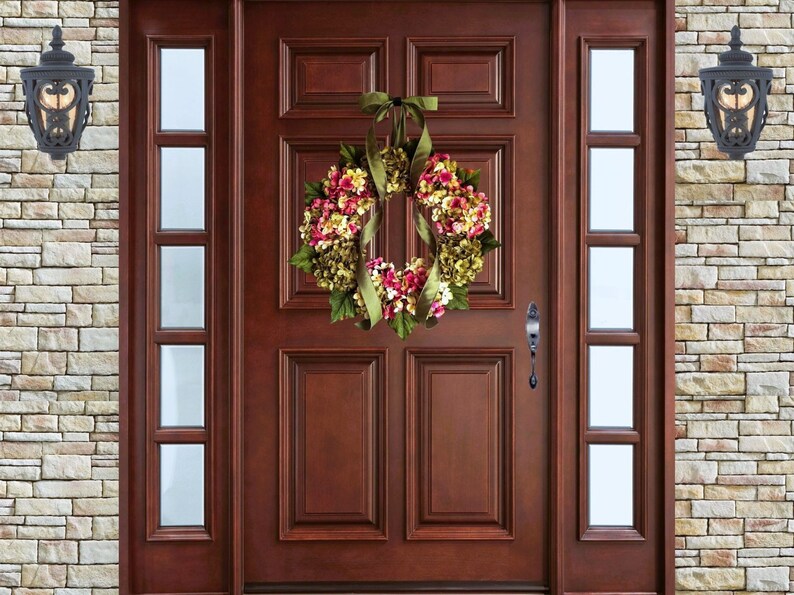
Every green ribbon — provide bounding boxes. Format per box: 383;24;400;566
355;92;441;330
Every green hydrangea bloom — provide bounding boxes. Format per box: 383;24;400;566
436;235;484;286
312;240;359;292
380;147;410;198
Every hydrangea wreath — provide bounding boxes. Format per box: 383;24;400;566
289;92;500;339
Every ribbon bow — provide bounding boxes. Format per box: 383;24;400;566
354;92;441;331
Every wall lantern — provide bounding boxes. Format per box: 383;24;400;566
698;26;772;159
20;26;94;161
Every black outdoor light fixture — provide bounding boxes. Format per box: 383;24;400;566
21;26;94;161
699;26;772;159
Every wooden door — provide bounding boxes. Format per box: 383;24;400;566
242;0;550;590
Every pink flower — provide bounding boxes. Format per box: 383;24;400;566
430;301;445;318
438;169;453;185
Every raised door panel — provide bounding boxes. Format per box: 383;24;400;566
280;137;388;308
407;38;515;117
280;349;387;540
405;136;514;308
406;349;514;540
280;38;388;118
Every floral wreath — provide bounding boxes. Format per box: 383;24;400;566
289;92;500;339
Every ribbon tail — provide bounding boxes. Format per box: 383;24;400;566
355;204;384;329
405;105;433;189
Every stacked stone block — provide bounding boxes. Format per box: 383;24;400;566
0;1;119;592
676;0;794;592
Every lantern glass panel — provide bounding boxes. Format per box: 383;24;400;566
716;80;756;137
36;80;79;139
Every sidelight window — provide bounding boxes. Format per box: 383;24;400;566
581;39;646;540
147;41;212;539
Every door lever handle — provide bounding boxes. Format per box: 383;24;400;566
525;302;540;389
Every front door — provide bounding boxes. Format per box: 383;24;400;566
243;1;550;589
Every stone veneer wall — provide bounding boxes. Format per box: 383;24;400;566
675;0;794;592
0;1;119;592
0;0;793;593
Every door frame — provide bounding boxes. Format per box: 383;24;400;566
118;0;676;593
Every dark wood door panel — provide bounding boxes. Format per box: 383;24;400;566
405;136;514;308
280;38;388;118
280;349;387;540
407;349;514;540
407;37;515;117
279;137;390;308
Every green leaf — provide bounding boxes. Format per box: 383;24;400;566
388;311;418;340
304;181;325;205
339;143;362;166
478;230;502;255
457;167;481;190
288;244;316;274
329;290;357;323
446;284;469;311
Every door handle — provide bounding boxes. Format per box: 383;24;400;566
525;302;540;389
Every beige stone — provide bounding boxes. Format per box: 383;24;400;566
66;564;118;588
676;568;745;591
0;539;37;563
41;455;91;480
677;372;745;395
41;242;92;267
676;160;745;183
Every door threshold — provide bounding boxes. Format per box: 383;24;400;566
244;582;549;594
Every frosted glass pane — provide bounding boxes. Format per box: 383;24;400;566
589;247;633;330
589;444;633;526
590;49;634;132
160;345;204;427
160;148;205;231
160;444;204;526
589;148;634;232
160;48;205;131
160;246;204;329
589;346;633;428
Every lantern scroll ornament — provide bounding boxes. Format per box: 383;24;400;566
699;26;772;159
21;26;94;161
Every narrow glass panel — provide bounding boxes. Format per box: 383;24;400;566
160;246;205;329
160;345;205;427
589;444;633;526
590;49;635;132
160;48;205;131
589;148;634;232
589;247;633;330
160;444;204;526
588;346;633;428
160;148;205;231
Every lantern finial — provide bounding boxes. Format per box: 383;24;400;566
729;25;742;51
719;26;753;65
40;26;75;65
50;26;64;51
